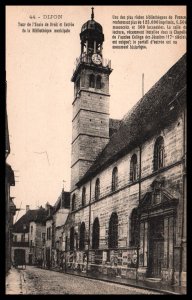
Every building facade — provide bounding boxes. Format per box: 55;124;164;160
12;205;47;266
62;10;186;287
5;92;16;274
43;190;70;269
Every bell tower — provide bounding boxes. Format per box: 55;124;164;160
71;8;112;191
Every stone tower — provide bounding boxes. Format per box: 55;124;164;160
71;8;112;191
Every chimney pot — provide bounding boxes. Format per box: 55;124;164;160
26;205;30;212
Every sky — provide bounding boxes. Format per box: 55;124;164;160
6;5;186;221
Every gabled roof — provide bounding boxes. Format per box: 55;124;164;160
13;207;48;233
13;210;39;233
77;53;186;186
53;190;70;213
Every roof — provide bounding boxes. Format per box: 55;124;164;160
77;53;186;186
45;190;70;221
53;190;70;212
6;163;15;186
13;207;48;233
109;118;121;137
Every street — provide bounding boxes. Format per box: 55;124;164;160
6;266;162;294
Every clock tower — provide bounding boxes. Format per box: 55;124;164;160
71;8;112;190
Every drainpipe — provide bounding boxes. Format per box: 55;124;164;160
179;105;186;286
136;145;142;281
87;179;92;272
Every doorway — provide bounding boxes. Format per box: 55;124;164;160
29;253;32;265
148;217;164;278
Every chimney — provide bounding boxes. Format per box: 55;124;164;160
26;205;30;212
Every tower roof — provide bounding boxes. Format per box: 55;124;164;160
81;19;103;34
80;8;104;43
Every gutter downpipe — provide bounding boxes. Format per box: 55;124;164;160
179;104;186;286
136;145;142;281
87;179;92;273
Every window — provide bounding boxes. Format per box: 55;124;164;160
71;194;76;211
13;235;17;242
89;74;95;88
95;178;100;201
130;154;138;182
30;225;33;234
70;227;75;251
112;167;118;192
47;227;51;240
129;209;139;247
42;233;46;245
21;234;25;242
96;75;102;89
79;222;86;250
108;212;118;248
82;187;86;206
92;218;100;249
154;136;164;171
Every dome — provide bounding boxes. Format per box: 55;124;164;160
80;9;104;44
81;19;103;34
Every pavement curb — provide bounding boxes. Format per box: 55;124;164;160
64;271;179;295
40;267;183;295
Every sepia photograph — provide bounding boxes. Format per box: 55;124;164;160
5;5;186;294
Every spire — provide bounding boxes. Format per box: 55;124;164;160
91;7;94;20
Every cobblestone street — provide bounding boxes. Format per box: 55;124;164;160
6;266;163;295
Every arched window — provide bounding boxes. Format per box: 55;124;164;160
79;222;86;250
92;218;100;249
71;194;76;211
70;227;74;251
130;154;138;182
95;178;100;201
82;187;86;206
108;212;118;248
154;136;164;171
112;167;118;192
89;74;95;88
129;209;139;247
96;75;102;89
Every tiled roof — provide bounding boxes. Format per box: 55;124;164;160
53;190;70;213
13;210;39;233
77;53;186;186
109;118;121;137
13;207;48;233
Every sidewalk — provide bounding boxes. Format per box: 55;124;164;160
5;267;23;294
5;266;187;295
63;268;187;295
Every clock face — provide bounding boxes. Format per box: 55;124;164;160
92;54;102;65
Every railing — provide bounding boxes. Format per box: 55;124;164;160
63;248;138;270
12;241;29;247
72;53;111;75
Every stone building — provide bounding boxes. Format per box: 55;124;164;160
28;206;47;265
62;9;186;287
43;190;70;269
12;205;47;265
